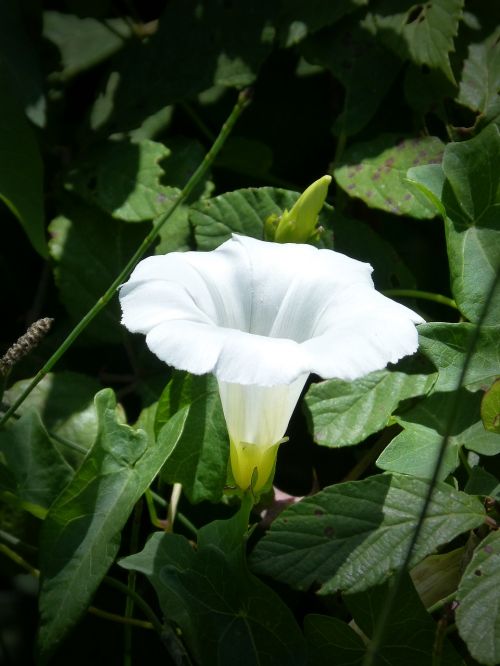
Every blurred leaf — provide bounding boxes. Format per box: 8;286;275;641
104;0;276;131
410;547;464;609
66;139;179;222
4;372;102;461
277;0;368;46
43;11;132;81
408;125;500;324
334;134;444;218
0;410;72;514
332;212;416;289
250;473;485;594
301;22;401;136
457;26;500;126
0;0;46;125
304;614;364;665
37;389;188;662
377;389;500;479
191;187;334;250
456;530;500;666
121;507;307;666
364;0;463;82
464;467;500;498
404;63;456;119
482;380;500;434
345;573;463;665
418;323;500;392
0;64;46;257
155;372;228;503
304;364;436;447
48;199;145;343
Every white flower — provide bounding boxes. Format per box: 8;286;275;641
119;234;424;492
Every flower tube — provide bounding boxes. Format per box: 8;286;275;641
119;234;424;492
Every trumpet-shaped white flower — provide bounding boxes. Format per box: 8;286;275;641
120;234;424;492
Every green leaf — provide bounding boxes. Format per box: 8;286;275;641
0;64;46;256
37;389;188;662
442;125;500;324
48;199;145;343
0;410;73;514
304;614;364;665
377;390;500;480
344;573;463;665
105;0;275;131
304;363;436;447
464;467;500;499
155;372;229;503
277;0;368;46
334;134;444;218
482;380;500;434
66;139;179;222
191;187;334;250
364;0;463;82
418;323;500;392
456;530;500;666
43;11;131;81
457;26;500;126
333;212;416;289
4;372;103;465
121;509;307;666
250;473;485;594
409;126;500;324
301;22;401;136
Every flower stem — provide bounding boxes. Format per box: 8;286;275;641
0;91;251;428
124;500;143;666
383;289;458;310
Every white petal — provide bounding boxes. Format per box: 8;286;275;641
218;375;308;447
302;287;424;380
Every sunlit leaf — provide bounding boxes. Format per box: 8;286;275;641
250;473;485;594
37;389;188;662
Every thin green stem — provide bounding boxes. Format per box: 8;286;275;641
88;606;153;630
427;591;456;615
124;500;143;666
383;289;458;310
104;576;164;636
0;91;250;429
150;489;198;536
0;543;39;577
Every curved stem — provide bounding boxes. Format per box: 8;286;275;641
383;289;458;310
0;91;250;429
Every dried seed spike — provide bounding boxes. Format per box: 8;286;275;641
0;318;54;375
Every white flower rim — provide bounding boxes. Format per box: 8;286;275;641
120;234;424;388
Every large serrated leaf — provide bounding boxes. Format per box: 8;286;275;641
250;473;484;594
37;389;188;662
456;531;500;666
304;364;436;447
457;26;500;126
334;134;444;218
66;139;179;222
377;389;500;480
365;0;463;82
190;186;334;250
155;372;228;503
418;323;500;392
408;126;500;324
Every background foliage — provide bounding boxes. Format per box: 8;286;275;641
1;0;499;664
